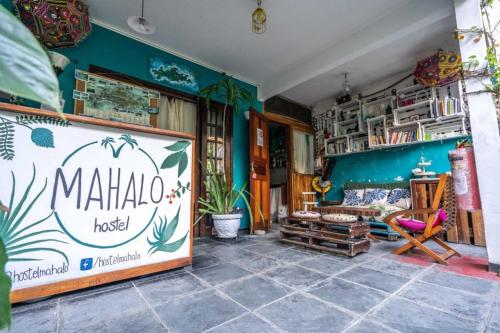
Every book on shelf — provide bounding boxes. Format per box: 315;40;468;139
390;129;418;144
327;141;348;155
432;96;461;117
370;135;386;146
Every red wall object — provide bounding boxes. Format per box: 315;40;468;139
449;147;482;210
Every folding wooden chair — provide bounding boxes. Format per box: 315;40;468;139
383;174;461;265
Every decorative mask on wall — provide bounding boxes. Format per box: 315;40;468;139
13;0;92;49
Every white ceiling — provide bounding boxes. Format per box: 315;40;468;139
281;16;459;106
86;0;457;106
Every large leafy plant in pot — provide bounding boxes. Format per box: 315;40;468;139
197;161;263;238
0;5;64;328
198;75;256;237
199;74;254;165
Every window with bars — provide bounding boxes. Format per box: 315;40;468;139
206;108;225;174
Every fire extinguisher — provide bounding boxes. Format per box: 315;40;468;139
448;146;482;210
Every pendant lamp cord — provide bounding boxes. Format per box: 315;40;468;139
141;0;145;18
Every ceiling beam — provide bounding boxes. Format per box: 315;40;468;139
260;0;454;101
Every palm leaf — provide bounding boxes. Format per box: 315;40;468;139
0;239;11;330
7;211;54;241
6;229;64;247
0;119;15;161
151;232;188;254
148;208;188;255
164;207;181;241
6;177;47;238
8;247;68;264
6;238;68;252
1;166;68;263
5;165;36;225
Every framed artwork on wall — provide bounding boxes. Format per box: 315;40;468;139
148;58;199;92
73;69;160;126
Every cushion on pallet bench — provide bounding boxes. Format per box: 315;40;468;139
322;213;358;223
291;210;321;219
396;209;447;232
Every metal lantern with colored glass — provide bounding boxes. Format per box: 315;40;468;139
12;0;91;49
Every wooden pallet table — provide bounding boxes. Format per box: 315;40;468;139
313;205;398;241
280;217;370;257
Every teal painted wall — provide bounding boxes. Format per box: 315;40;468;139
2;1;261;228
327;139;459;201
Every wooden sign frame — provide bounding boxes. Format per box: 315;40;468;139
0;103;195;303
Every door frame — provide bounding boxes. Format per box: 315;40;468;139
264;112;315;215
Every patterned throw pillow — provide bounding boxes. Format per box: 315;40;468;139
341;189;364;206
387;188;412;209
363;188;390;205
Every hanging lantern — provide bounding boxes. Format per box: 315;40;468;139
252;0;267;34
414;50;462;87
13;0;92;49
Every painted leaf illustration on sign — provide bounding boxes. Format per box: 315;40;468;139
15;115;70;127
148;207;188;254
165;181;191;205
31;128;54;148
0;238;11;330
161;140;191;177
165;141;190;152
0;119;14;160
1;165;68;263
101;134;139;158
0;115;70;161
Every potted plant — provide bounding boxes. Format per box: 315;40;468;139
198;75;257;237
199;74;254;163
0;5;64;328
197;161;262;238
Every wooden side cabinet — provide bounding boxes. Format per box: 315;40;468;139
410;178;486;246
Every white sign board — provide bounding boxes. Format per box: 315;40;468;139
0;109;193;300
257;128;264;147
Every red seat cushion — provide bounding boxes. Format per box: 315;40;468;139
396;209;447;233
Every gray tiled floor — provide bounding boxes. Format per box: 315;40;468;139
6;229;500;333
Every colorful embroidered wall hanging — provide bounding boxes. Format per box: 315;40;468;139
13;0;92;49
414;50;461;87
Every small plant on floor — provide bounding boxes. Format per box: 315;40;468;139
197;160;263;238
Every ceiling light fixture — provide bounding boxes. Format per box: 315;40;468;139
343;72;351;93
252;0;267;34
127;0;156;35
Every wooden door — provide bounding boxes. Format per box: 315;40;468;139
289;128;315;214
249;109;271;231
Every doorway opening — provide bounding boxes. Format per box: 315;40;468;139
269;122;289;225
